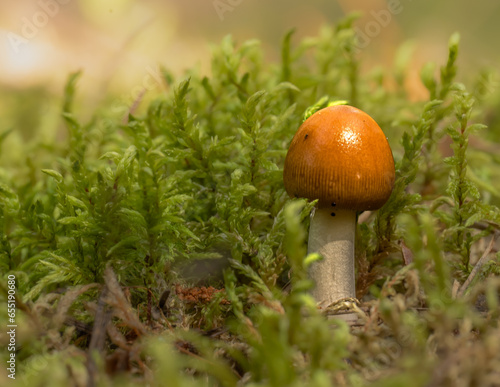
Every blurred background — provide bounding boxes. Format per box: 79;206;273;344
0;0;499;137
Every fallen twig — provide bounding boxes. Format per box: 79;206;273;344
456;233;498;298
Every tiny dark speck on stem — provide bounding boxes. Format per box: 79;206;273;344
331;202;336;207
331;212;336;217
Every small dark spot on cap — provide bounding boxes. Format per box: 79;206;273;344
304;134;309;140
331;212;336;217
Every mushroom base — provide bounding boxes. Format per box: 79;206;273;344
308;207;356;308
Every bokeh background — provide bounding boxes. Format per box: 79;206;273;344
1;0;499;139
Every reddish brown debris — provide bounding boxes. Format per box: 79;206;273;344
175;285;230;305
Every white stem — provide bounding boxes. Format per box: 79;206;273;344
308;207;356;306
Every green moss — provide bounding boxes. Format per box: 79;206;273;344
1;15;500;386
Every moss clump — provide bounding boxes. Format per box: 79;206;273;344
1;15;500;387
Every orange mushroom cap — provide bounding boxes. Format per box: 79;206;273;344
283;105;395;210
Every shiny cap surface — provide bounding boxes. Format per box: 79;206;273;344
283;105;395;210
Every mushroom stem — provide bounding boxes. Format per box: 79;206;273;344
308;207;356;306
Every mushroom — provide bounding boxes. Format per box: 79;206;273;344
283;105;395;314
